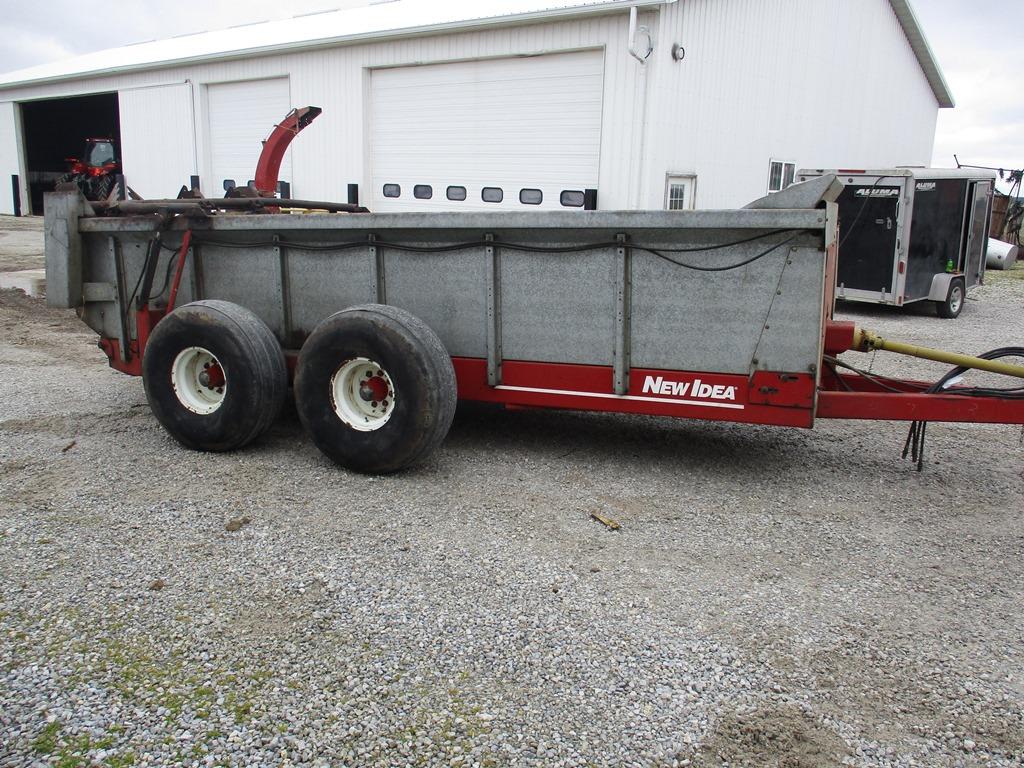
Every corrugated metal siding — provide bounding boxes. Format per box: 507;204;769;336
0;14;644;209
644;0;939;209
0;0;939;213
119;83;197;200
0;0;666;88
0;102;21;215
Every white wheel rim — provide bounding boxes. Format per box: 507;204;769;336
171;346;227;415
949;286;963;313
330;357;395;431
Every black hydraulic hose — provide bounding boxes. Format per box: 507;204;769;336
190;229;805;272
148;250;179;302
645;234;799;272
136;234;164;310
903;346;1024;470
822;356;927;394
825;349;1024;471
925;347;1024;397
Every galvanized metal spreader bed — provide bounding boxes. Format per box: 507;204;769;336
44;175;1024;473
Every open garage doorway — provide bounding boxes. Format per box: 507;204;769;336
20;93;120;214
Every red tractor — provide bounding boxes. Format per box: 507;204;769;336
56;138;120;201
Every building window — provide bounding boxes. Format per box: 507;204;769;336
519;188;543;205
482;187;503;203
383;183;401;198
665;175;696;210
446;185;467;201
560;190;585;208
413;184;433;200
767;160;796;193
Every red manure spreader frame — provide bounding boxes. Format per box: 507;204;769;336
43;110;1024;473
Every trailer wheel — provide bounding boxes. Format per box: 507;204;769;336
294;304;457;474
143;300;287;452
936;278;965;319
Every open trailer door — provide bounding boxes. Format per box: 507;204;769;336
962;179;993;288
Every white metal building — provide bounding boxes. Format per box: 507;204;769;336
0;0;952;216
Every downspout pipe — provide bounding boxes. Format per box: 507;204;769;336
627;6;653;64
627;5;654;207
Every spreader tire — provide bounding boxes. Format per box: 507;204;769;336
142;300;287;452
936;278;965;319
295;304;457;474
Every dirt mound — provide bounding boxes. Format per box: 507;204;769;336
693;705;850;768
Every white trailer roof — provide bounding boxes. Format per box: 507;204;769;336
0;0;953;108
800;168;997;181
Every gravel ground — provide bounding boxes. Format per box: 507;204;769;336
1;214;1022;767
0;215;44;273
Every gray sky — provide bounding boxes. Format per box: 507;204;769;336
0;0;1020;177
912;0;1023;177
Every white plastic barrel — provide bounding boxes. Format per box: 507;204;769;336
987;238;1019;270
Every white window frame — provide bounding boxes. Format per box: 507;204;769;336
664;174;697;210
767;159;796;193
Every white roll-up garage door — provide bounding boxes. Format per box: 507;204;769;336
369;50;604;212
120;84;196;200
207;78;290;195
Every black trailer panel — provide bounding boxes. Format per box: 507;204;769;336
834;184;900;294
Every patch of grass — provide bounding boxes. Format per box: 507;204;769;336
31;726;132;768
986;264;1024;283
31;720;61;754
52;732;99;766
93;735;117;750
231;698;253;723
12;607;282;762
105;752;136;768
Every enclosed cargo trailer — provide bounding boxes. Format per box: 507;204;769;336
795;168;996;318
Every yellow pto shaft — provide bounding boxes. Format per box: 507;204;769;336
852;328;1024;380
